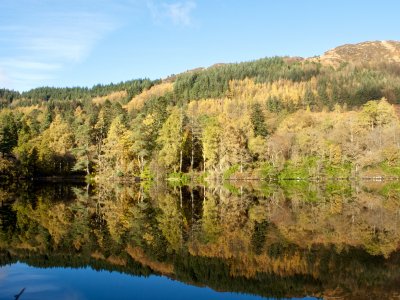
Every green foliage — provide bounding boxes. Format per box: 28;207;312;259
140;165;154;180
379;162;400;177
222;164;240;180
324;162;352;178
167;172;190;186
279;158;318;180
259;163;279;179
378;181;400;198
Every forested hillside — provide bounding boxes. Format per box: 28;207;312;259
1;41;400;181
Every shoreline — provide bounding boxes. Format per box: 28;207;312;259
5;175;399;184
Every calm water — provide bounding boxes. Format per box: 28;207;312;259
0;181;400;299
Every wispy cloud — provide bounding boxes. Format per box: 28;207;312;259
0;59;61;71
0;1;197;91
148;1;196;26
0;4;120;91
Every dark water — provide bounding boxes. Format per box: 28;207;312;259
0;181;400;300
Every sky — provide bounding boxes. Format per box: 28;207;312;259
0;0;400;92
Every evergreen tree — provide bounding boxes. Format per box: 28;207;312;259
250;103;268;137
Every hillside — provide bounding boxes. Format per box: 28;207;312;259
1;40;400;181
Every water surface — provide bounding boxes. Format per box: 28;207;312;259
0;181;399;299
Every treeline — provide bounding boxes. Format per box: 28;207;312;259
0;78;156;108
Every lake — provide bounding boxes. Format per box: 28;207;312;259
0;180;399;299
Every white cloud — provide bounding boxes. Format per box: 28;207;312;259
165;1;196;26
148;1;196;26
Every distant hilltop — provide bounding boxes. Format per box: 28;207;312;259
315;40;400;65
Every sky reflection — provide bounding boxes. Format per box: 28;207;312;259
0;263;319;300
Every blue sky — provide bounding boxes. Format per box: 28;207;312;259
0;0;399;91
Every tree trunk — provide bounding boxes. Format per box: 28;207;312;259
203;153;206;173
86;148;90;175
179;106;183;173
180;186;183;209
180;149;183;173
191;133;194;171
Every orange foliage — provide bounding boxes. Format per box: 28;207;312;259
229;78;316;106
125;82;173;112
126;245;174;275
107;255;127;266
92;90;128;105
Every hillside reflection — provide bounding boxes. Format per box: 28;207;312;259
1;181;400;299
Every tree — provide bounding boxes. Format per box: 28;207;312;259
37;114;74;175
156;193;183;252
219;113;251;172
157;107;187;172
201;117;221;172
98;115;129;176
